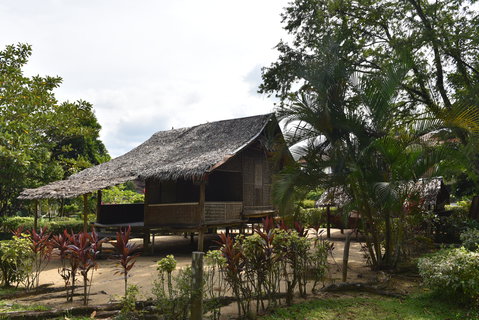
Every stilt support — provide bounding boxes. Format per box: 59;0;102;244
82;194;89;232
197;229;205;252
326;206;331;238
143;228;151;254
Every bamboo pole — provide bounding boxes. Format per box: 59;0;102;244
34;200;39;231
326;206;331;238
198;180;206;251
83;194;89;232
197;230;205;252
96;190;102;223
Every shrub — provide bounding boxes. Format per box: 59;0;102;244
300;199;316;209
120;284;140;315
153;256;192;320
0;234;33;287
432;208;479;243
1;217;35;232
218;218;331;316
418;248;479;304
1;217;83;234
204;250;227;320
48;218;84;234
460;228;479;251
301;208;326;229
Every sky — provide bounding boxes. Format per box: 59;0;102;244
0;0;289;157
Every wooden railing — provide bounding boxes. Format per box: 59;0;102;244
144;201;243;227
145;202;200;227
204;202;243;224
243;205;275;217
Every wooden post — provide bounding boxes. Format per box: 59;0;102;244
191;251;204;320
34;200;39;231
198;180;206;251
151;233;155;254
60;198;65;217
143;228;151;254
96;190;102;223
342;233;352;282
198;230;205;252
326;206;331;238
82;194;89;232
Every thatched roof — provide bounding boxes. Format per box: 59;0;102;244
315;187;350;208
315;178;448;208
19;113;277;200
411;177;449;207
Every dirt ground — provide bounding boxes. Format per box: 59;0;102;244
10;228;381;314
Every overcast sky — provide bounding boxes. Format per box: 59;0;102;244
0;0;289;157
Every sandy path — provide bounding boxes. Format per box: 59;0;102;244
11;228;376;309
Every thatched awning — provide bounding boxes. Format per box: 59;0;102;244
19;113;276;200
315;177;448;208
315;187;350;208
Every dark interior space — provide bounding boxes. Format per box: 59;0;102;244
206;171;243;201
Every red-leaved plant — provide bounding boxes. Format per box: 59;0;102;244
111;226;140;298
18;227;53;289
68;228;106;305
51;230;79;301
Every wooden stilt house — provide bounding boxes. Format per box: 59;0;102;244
19;113;291;250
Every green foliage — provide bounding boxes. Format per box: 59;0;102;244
418;248;479;304
205;249;226;268
259;293;478;320
433;208;479;243
119;284;140;315
299;199;316;209
460;228;479;251
102;184;144;204
0;300;50;313
157;254;177;274
305;188;324;201
0;43;109;216
218;220;331;316
204;250;227;320
152;260;192;320
0;235;32;287
1;216;83;234
263;0;479;270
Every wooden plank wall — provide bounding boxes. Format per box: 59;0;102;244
144;203;200;227
242;147;273;214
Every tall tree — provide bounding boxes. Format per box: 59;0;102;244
0;43;109;216
262;0;479;268
261;0;479;112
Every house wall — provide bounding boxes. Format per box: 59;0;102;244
240;145;274;216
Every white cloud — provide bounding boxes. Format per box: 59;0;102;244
0;0;288;157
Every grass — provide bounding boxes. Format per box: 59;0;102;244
0;286;19;298
0;300;50;313
260;292;479;320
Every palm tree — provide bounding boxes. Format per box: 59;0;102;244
273;59;451;269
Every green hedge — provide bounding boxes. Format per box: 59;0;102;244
0;217;84;235
418;247;479;304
